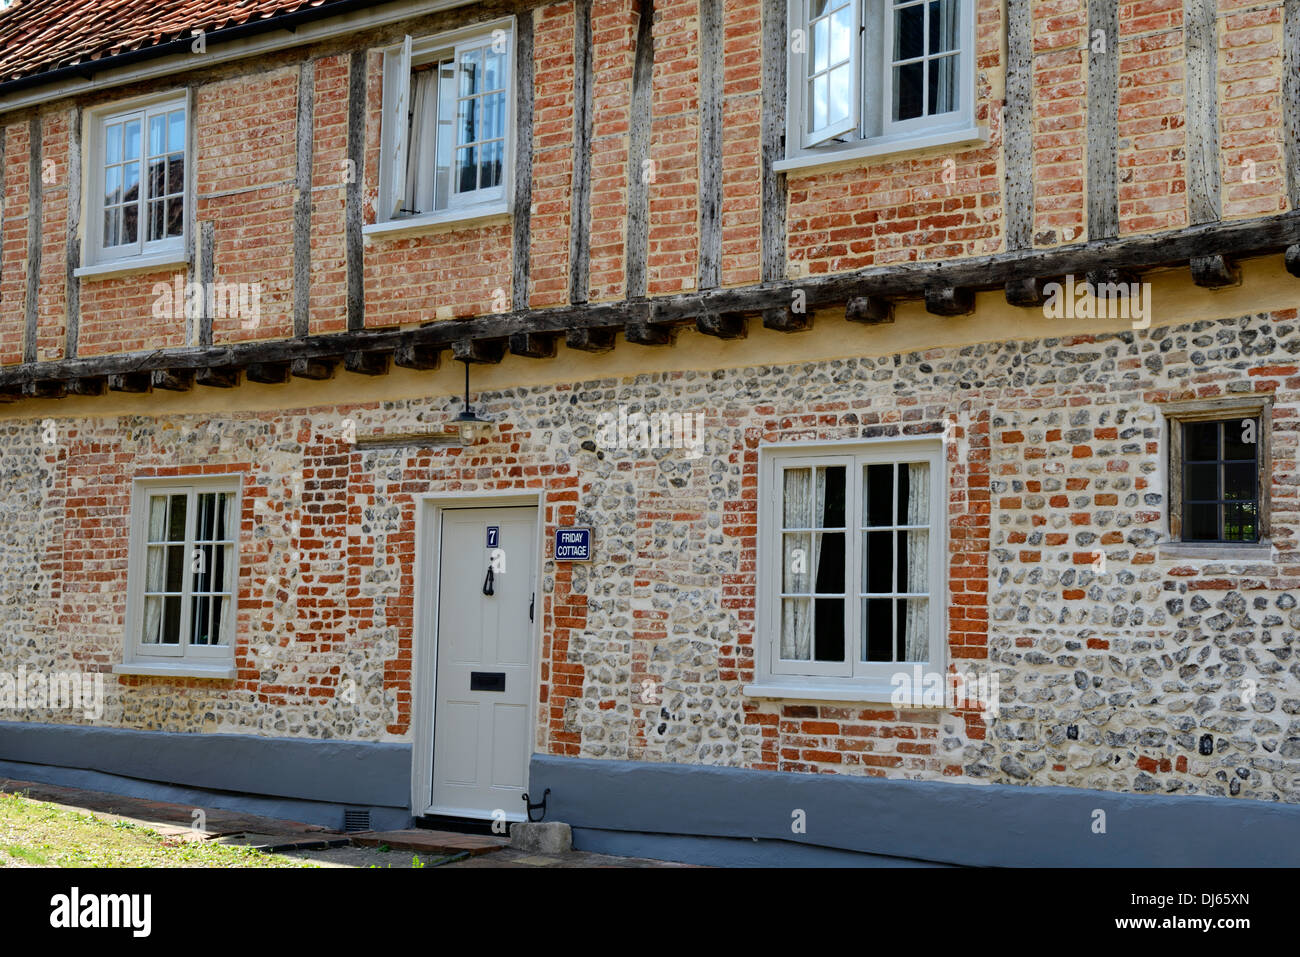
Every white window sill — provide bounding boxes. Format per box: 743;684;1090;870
743;681;908;704
74;253;189;280
364;205;510;240
1157;540;1274;561
774;124;987;175
112;662;236;680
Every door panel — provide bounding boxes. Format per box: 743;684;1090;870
431;506;537;819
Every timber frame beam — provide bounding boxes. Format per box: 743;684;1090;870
2;211;1299;400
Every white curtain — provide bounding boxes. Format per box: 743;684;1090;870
403;69;437;214
781;468;814;660
903;463;930;661
930;0;959;113
143;497;167;643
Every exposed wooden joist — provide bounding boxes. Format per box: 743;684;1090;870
1185;0;1222;225
696;313;747;339
344;350;390;376
452;339;506;364
1189;254;1239;288
195;367;240;388
394;343;442;369
925;286;974;316
1004;277;1052;307
23;380;65;399
291;357;336;380
68;377;106;396
1086;267;1138;289
1004;0;1034;251
1286;244;1300;278
762;306;811;333
152;369;194;392
565;328;616;353
108;372;150;393
508;332;556;359
845;296;893;324
246;362;290;384
624;320;675;346
3;211;1299;396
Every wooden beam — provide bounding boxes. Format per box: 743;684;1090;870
1005;0;1034;251
344;350;390;376
394;343;442;369
845;296;893;324
698;0;723;290
1087;0;1119;240
512;12;534;313
290;357;336;380
23;380;65;399
1005;277;1052;307
508;332;557;359
1185;0;1222;225
452;339;506;364
1286;244;1300;278
565;327;616;353
762;305;811;333
246;362;290;384
68;376;106;396
696;313;747;339
760;0;787;281
195;367;239;388
626;0;655;297
151;369;194;392
925;286;974;316
569;0;593;305
624;321;675;346
1286;0;1300;211
1189;254;1240;288
1086;267;1138;289
108;372;150;393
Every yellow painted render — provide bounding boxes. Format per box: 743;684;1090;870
4;253;1296;421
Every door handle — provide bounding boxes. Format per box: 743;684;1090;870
482;565;494;596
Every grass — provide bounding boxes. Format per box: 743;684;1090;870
0;791;318;868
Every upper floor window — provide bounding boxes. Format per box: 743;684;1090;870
378;20;514;226
785;0;975;163
86;93;188;267
751;440;947;697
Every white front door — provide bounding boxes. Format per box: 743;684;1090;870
430;506;538;820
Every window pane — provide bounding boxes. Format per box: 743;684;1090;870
105;123;123;164
1185;464;1218;502
813;598;845;661
145;545;166;591
103;208;121;247
480;137;503;189
457;96;479;145
1184;420;1219;461
163;595;183;644
826;64;852;127
928;54;957;114
460;47;482;97
783;532;812;592
456;145;477;192
863;597;893;661
167;494;187;540
149;200;164;242
1185;503;1218;541
167;154;185;197
166;194;184;238
149;114;165;156
1224;463;1255;501
1224;503;1258;543
863;531;893;593
894;2;924;60
1223;418;1258;460
781;597;812;660
897;530;928;594
191;594;212;645
814;531;846;594
124;119;142;160
899;462;930;524
818;465;846;527
929;0;958;53
783;467;812;527
142;596;164;644
811;73;829;130
123;202;139;244
483;89;506;142
105;165;122;206
485;48;506;91
813;16;830;72
165;544;185;592
899;597;928;661
167;110;186;153
864;463;894;526
893;61;924;120
830;3;853;63
209;595;228;645
214;493;231;540
147;496;168;541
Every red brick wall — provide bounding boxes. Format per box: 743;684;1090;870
587;0;637;302
1218;0;1289;219
35;111;68;361
530;2;577;308
309;55;351;334
79;270;187;356
718;0;763;287
0;120;29;366
1033;0;1087;245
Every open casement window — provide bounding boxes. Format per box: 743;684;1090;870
788;0;973;157
88;93;188;265
763;441;946;684
380;22;513;222
1165;398;1272;546
127;480;240;664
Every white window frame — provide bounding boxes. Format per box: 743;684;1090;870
785;0;976;164
747;438;947;701
83;89;190;269
376;18;515;229
121;475;242;670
